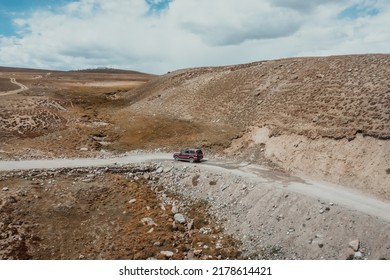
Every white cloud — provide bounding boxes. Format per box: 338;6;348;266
170;0;302;46
0;0;389;74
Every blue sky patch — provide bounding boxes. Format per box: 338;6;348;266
145;0;172;13
338;4;379;20
0;0;71;36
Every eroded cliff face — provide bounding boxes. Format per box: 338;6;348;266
225;126;389;201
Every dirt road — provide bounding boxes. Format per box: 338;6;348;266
1;152;389;223
0;78;29;96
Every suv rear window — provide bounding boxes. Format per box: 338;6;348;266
196;150;203;155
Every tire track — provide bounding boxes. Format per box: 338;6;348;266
0;78;29;96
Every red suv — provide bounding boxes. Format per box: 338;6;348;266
173;148;203;163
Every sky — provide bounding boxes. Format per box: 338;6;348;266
0;0;389;74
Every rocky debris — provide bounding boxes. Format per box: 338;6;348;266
1;163;242;260
193;249;202;256
142;160;390;260
163;167;172;173
199;227;212;235
349;240;360;251
141;217;157;226
171;203;179;214
156;167;163;173
0;164;158;182
354;251;363;259
128;199;137;204
174;213;186;224
1;159;389;260
2;187;8;191
160;251;174;258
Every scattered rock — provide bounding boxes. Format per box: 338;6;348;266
174;213;186;224
156;167;163;173
163;167;172;173
193;249;203;256
312;115;320;123
128;199;137;204
79;147;88;151
16;190;26;196
199;227;212;235
141;217;157;226
186;251;196;260
354;251;363;259
349;240;360;251
160;251;174;258
2;187;9;191
171;204;179;214
187;219;194;230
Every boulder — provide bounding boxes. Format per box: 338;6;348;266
160;251;174;258
174;213;186;224
141;217;157;226
349;240;360;251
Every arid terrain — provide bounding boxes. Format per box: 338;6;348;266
0;54;389;260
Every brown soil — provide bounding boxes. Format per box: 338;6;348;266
0;166;241;260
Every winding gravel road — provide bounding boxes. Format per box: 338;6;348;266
0;78;29;96
1;152;389;222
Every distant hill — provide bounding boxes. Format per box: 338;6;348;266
0;66;153;77
0;66;57;73
68;68;152;75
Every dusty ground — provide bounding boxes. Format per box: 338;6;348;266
0;55;389;260
0;164;241;260
1;158;389;260
0;68;233;159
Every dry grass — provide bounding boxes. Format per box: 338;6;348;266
0;78;19;91
0;170;242;260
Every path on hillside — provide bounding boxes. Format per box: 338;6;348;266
0;152;389;222
0;78;29;96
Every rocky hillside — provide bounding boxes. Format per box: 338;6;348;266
123;54;390;200
126;54;390;140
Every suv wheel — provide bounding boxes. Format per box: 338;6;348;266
174;156;179;161
189;157;194;163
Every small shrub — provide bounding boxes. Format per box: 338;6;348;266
192;175;200;186
209;180;217;186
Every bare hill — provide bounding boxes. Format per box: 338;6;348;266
127;54;390;140
123;54;390;200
